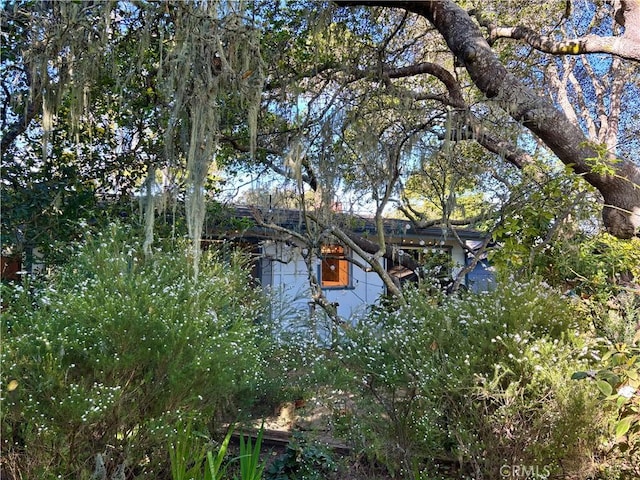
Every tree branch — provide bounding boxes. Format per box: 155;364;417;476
348;61;466;108
398;204;487;230
472;0;640;62
483;25;640;62
1;99;40;155
220;136;319;191
335;0;640;238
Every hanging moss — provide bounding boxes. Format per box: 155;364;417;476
157;1;265;276
141;167;157;257
23;1;265;277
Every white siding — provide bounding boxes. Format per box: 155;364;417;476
259;242;385;326
259;240;476;335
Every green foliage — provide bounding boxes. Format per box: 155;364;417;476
1;1;167;260
206;202;256;234
510;207;640;478
573;334;640;478
540;233;640;299
600;339;640;447
400;142;490;222
265;432;338;480
583;142;620;177
169;422;233;480
538;234;640;344
238;423;267;480
334;279;603;478
2;1;264;268
169;422;266;480
1;224;274;479
0;121;141;266
490;170;593;272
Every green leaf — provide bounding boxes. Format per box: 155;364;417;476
598;371;620;386
615;416;633;438
237;422;265;480
205;425;234;480
596;379;613;396
571;371;589;380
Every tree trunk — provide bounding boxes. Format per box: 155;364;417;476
335;0;640;238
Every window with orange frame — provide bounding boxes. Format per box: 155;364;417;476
320;244;350;288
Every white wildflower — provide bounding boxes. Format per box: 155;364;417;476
618;385;637;399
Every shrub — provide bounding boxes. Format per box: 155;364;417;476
573;334;640;479
536;233;640;343
334;279;606;479
1;224;274;479
265;431;338;480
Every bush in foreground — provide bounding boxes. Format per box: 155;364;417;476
1;225;274;479
334;279;611;479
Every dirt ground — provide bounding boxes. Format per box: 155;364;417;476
237;392;398;479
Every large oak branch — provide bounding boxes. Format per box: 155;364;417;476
489;28;640;62
335;0;640;238
475;0;640;64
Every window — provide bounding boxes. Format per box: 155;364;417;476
415;247;452;278
320;244;350;288
387;245;453;282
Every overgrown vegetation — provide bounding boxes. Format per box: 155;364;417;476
1;224;282;479
2;227;639;479
333;280;600;478
2;1;639;478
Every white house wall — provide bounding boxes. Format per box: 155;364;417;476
259;239;478;331
260;244;312;322
259;241;385;324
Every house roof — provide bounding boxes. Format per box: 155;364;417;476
204;205;487;245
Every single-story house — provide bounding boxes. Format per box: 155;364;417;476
3;205;494;333
205;206;494;327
